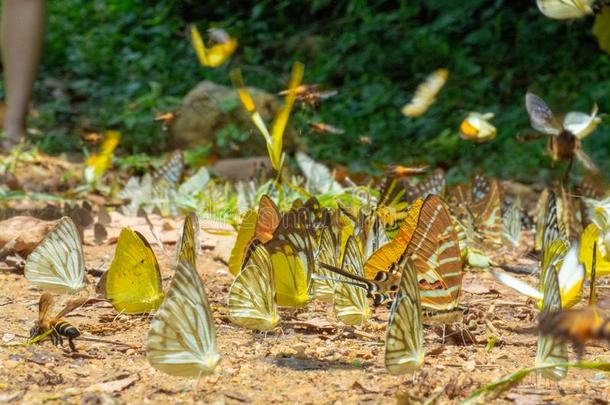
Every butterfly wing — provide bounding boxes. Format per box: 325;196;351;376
385;255;424;374
177;213;200;268
313;226;339;302
535;263;568;380
147;258;220;377
268;240;310;308
579;224;610;277
103;229;164;314
525;92;563;135
333;236;370;326
556;243;585;309
228;244;279;331
229;210;258;276
405;169;445;203
502;197;522;247
256;195;280;243
407;195;463;311
536;0;594;19
24;217;86;294
401;69;449;117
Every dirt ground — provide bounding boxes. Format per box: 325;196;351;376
0;227;609;405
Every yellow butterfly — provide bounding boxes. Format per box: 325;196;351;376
401;68;449;117
536;0;596;19
190;25;237;67
385;255;424;374
147;258;220;377
84;130;120;182
267;239;310;308
459;112;496;142
333;236;370;326
228;244;279;331
24;217;86;294
100;228;164;314
230;62;304;172
535;259;568;380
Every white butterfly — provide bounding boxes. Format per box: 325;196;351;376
24;216;86;294
228;244;279;331
147;258;220;377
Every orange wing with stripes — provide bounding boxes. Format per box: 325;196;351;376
406;195;463;311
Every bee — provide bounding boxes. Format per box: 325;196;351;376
386;164;428;178
525;92;601;173
30;292;88;352
278;84;337;108
308;122;345;135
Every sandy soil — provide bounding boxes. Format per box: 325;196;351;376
0;231;609;405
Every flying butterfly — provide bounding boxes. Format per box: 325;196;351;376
385;164;429;178
401;69;449;117
147;258;221;377
24;216;87;294
308;122;345;135
231;62;304;172
279;84;337;107
84;130;120;182
30;293;88;352
459;112;497;142
535;259;568;380
333;236;370;326
525;91;602;172
385;255;424;375
228;244;279;331
536;0;599;19
190;25;237;67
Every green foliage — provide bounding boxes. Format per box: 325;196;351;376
9;0;610;181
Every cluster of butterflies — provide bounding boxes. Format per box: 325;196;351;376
20;160;610;379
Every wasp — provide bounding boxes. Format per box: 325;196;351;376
30;293;88;352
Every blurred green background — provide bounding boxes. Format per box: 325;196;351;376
3;0;610;183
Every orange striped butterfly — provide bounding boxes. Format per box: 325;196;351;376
406;195;463;318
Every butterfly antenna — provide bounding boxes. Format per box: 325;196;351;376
142;211;171;260
590;241;597;306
